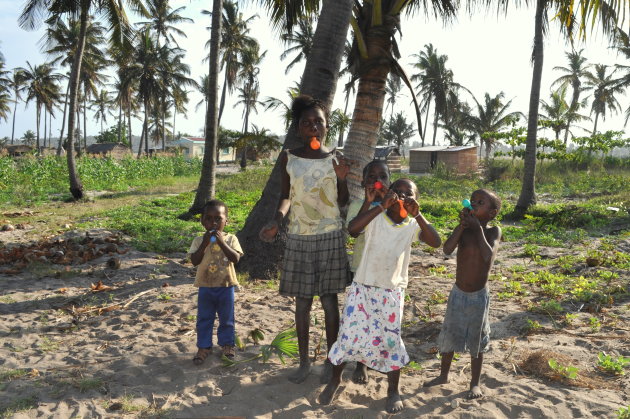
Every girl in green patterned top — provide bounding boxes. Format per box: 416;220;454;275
260;95;351;384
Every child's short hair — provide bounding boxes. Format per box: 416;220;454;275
474;189;501;214
203;199;228;216
291;94;329;123
361;159;391;179
391;177;419;196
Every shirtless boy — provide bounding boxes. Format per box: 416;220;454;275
423;189;501;399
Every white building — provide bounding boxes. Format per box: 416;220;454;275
173;137;236;162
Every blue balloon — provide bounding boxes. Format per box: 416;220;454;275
462;199;473;210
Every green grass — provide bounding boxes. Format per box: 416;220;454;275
0;155;203;207
78;167;270;253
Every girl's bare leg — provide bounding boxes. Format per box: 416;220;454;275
319;294;340;383
318;363;345;405
289;296;313;383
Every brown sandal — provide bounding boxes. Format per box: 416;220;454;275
221;345;235;359
193;347;212;365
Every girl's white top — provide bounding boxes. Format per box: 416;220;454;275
354;213;420;289
286;153;342;235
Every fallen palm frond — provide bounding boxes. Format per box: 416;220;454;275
222;328;298;367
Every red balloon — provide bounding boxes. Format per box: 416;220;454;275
398;200;408;218
374;181;383;189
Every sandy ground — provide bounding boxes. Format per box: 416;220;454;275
0;225;628;418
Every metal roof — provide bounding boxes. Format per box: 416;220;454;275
409;145;476;152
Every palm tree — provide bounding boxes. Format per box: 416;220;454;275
539;86;570;140
381;112;415;156
92;89;114;135
196;74;210;135
207;1;258;125
122;30;163;157
234;124;281;160
234;44;265;168
551;49;589;144
612;28;630;125
384;73;402;120
509;0;622;216
79;50;110;152
280;15;315;74
342;3;460;198
469;92;523;159
137;0;193;47
19;62;62;153
9;69;26;144
583;64;624;134
410;43;463;147
19;0;149;200
156;44;197;150
170;85;189;143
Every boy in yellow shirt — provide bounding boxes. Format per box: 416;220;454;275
188;200;243;364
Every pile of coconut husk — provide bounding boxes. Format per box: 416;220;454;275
0;230;127;274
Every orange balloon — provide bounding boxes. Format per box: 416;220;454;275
310;137;321;150
398;200;408;218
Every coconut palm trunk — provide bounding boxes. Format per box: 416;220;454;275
36;101;41;153
43;107;48;148
144;98;149;156
218;72;228;124
236;0;353;279
592;112;599;135
83;95;88;152
127;105;133;151
343;20;397;199
63;5;88;199
11;97;18;145
564;80;580;144
515;0;545;215
117;103;122;143
188;0;222;214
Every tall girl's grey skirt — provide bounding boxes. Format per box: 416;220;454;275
279;229;351;298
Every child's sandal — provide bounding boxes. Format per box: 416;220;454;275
221;345;235;359
193;347;212;365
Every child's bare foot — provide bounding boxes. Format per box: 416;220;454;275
423;375;448;387
468;385;483;399
288;361;311;384
386;390;403;413
352;362;369;384
320;359;333;384
318;377;342;405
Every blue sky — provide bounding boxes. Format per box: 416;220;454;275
0;0;627;145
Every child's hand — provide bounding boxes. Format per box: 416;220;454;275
211;230;225;243
462;210;481;229
365;184;385;203
259;220;279;242
403;197;420;218
332;156;350;180
381;189;397;209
